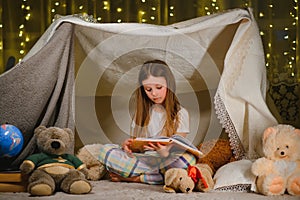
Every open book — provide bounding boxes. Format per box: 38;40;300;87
131;135;203;158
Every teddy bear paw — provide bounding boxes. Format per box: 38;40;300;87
29;183;53;196
69;180;92;194
266;176;285;195
287;176;300;195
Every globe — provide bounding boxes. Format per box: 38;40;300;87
0;124;24;158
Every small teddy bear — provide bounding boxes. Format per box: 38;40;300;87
163;163;214;193
163;168;194;193
76;143;107;181
251;124;300;196
20;126;92;196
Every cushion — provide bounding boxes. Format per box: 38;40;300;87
213;159;257;192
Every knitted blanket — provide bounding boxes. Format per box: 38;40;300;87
0;8;277;170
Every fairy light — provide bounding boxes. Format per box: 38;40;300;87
139;10;146;23
0;0;298;75
103;1;110;10
18;0;32;60
203;0;221;15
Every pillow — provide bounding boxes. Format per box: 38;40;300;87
213;159;257;192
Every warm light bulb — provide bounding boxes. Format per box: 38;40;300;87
25;13;31;20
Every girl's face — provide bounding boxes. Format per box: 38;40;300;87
142;75;167;104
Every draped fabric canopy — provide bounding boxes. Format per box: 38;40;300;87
0;8;277;169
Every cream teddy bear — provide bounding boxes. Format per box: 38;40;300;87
251;124;300;196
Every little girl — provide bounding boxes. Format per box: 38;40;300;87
97;60;196;184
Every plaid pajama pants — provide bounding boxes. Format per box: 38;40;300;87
98;144;196;184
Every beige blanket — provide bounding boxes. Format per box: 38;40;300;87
0;8;277;171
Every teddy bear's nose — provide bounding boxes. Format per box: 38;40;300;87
51;141;60;149
280;151;285;156
186;188;190;192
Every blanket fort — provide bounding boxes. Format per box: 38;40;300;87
0;8;277;170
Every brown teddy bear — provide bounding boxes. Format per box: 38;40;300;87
20;126;92;196
251;124;300;196
197;139;236;174
195;138;236;191
163;163;214;193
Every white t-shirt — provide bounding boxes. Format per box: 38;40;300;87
131;105;189;137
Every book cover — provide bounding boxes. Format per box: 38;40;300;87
131;135;203;158
0;171;23;182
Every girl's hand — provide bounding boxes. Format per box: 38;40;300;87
122;138;134;155
144;142;173;158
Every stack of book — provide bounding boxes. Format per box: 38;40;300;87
0;171;27;192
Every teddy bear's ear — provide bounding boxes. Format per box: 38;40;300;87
262;127;276;143
34;125;47;135
294;128;300;136
63;128;74;142
164;169;178;186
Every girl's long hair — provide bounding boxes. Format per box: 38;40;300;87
132;60;180;137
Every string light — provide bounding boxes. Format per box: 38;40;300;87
0;0;298;78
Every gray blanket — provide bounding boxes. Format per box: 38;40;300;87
0;23;75;169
